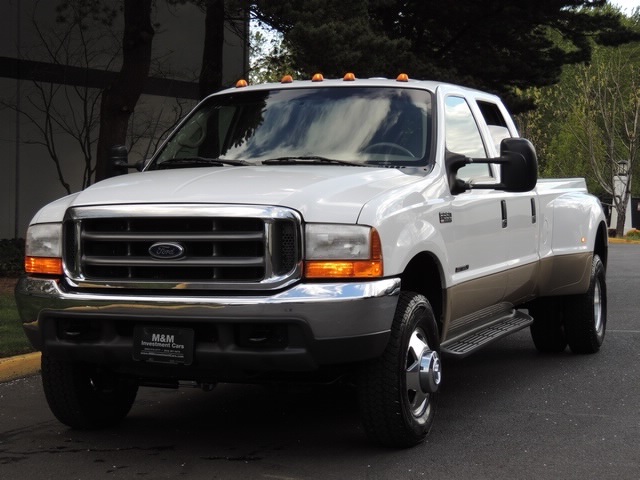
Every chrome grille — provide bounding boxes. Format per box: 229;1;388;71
63;205;302;291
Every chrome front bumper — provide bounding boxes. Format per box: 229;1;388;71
15;276;400;374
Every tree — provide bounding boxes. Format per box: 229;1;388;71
22;0;638;186
560;46;639;236
518;10;640;237
2;0;122;193
191;0;249;98
95;0;154;181
248;19;295;84
198;0;225;98
42;0;245;183
253;0;639;113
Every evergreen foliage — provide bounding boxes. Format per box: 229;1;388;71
253;0;639;112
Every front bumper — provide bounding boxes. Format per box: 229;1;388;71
15;276;400;380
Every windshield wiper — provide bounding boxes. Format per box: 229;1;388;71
157;156;250;169
262;156;363;167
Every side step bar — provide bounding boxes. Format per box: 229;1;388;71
441;310;533;357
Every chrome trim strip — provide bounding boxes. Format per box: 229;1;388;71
66;204;301;220
18;277;400;306
16;277;401;339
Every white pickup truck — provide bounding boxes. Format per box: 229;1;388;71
16;74;608;447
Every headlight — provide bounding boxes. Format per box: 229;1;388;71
304;224;383;279
25;223;63;275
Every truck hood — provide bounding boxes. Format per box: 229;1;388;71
65;165;422;223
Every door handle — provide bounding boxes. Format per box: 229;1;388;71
531;198;537;224
501;200;507;228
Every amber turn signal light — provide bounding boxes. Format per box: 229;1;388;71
304;260;383;278
25;256;63;275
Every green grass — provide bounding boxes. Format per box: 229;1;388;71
0;290;34;358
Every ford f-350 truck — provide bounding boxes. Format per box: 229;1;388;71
15;74;608;447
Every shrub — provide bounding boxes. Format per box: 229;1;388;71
0;238;25;277
626;229;640;241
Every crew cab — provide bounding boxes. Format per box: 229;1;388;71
16;74;608;447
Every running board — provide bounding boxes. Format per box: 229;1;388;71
441;310;533;358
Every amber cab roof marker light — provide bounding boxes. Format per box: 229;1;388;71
396;73;409;82
281;74;294;83
235;79;248;88
311;73;324;82
343;72;356;81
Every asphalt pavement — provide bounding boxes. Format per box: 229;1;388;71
1;243;638;479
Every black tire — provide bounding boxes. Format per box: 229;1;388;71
41;354;138;429
563;254;607;354
528;297;567;353
358;292;441;448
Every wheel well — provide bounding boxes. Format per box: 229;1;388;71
400;252;444;333
595;221;608;270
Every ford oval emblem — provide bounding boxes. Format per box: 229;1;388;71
148;242;185;260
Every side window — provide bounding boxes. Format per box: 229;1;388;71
444;96;490;180
477;100;512;153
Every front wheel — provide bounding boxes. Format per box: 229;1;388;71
358;292;441;448
563;254;607;354
41;354;138;429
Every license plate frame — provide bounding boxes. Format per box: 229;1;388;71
133;326;194;365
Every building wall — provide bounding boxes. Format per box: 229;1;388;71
0;0;248;239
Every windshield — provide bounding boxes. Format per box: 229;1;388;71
149;86;433;169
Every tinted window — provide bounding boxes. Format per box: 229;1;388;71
444;96;490;179
152;87;433;168
477;100;511;152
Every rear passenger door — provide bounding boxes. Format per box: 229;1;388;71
474;98;539;305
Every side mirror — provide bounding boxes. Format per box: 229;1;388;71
108;145;129;177
445;137;538;194
108;145;145;177
497;138;538;192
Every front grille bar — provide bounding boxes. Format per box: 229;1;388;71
83;256;265;267
81;231;265;242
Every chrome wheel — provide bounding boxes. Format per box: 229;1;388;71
564;254;607;354
406;327;441;420
593;279;603;334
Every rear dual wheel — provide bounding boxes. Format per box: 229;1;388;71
529;297;567;353
564;254;606;353
529;254;606;354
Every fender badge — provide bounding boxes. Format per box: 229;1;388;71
148;242;185;260
439;212;452;224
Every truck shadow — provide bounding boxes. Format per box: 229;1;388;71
53;329;606;458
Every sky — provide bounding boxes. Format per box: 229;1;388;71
612;0;640;13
